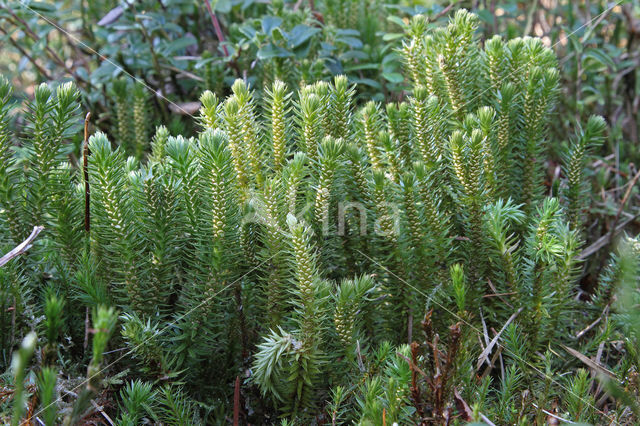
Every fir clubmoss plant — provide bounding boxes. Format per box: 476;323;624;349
0;77;22;244
10;333;36;426
562;115;607;232
0;9;637;425
36;367;57;426
42;288;65;365
63;306;118;426
297;90;323;163
110;78;153;159
111;77;133;154
265;80;291;173
199;90;220;131
132;83;151;159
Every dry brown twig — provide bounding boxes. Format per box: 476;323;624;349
578;167;640;260
609;167;640;239
476;307;523;370
579;214;639;260
561;345;616;379
0;226;44;268
0;26;53;80
0;5;92;87
575;305;610;340
91;400;115;426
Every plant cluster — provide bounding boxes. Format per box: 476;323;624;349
1;9;639;425
0;0;414;126
4;0;639;210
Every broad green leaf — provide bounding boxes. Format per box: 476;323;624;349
336;36;363;49
287;25;320;48
386;15;407;28
336;29;360;37
350;77;382;89
344;63;380;72
340;50;368;61
257;44;293;59
261;16;282;35
26;1;55;12
272;27;286;43
583;48;616;71
382;32;403;41
211;0;232;13
382;72;404;83
163;37;197;54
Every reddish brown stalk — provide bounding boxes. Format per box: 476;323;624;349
83;112;91;234
234;282;248;362
25;388;38;425
454;388;473;421
83;112;91;355
429;0;459;22
421;310;435;372
442;323;462;386
407;310;413;344
421;310;434;342
431;333;441;378
434;322;462;419
203;0;229;57
84;307;90;351
233;376;240;426
409;341;424;419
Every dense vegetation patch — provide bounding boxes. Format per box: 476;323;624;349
1;6;639;426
